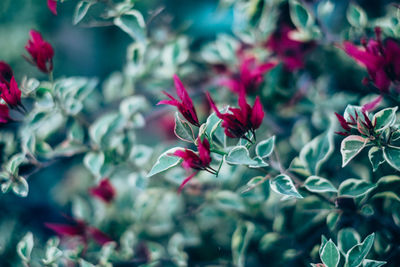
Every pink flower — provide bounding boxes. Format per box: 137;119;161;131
0;104;11;124
89;179;116;203
173;137;214;192
207;90;264;141
341;28;400;92
45;219;112;246
0;61;13;85
25;30;54;73
47;0;57;15
266;24;315;71
335;110;374;136
157;75;200;127
220;55;277;94
0;76;21;108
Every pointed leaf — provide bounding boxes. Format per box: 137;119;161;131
340;135;368;167
368;147;385;172
373;107;397;133
382;145;400;171
321;239;340;267
338;228;360;254
304;176;337;193
346;233;375;267
73;1;93;25
17;232;34;262
338;179;376;198
225;146;258;165
174;113;195;143
114;10;146;42
256;136;275;159
147;147;183;177
270;174;303;199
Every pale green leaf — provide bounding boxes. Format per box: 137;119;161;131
321;239;340;267
304;176;337;193
340;135;368;167
270;174;303;199
147;148;183;177
225;146;258;165
338;179;376;198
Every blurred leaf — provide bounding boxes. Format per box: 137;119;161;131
289;0;314;29
338;179;376;198
12;176;29;197
338;228;360;254
17;232;34;262
73;1;93;25
304;176;337;193
346;3;368;28
5;153;25;175
114;10;146;42
270;174;303;199
214;191;245;212
232;221;255;267
362;259;386;267
84;151;105;177
320;239;340;267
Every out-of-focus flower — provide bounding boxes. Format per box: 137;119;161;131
47;0;57;15
207;90;264;141
45;219;112;246
0;76;21;108
89;179;116;203
173;137;214;192
0;104;11;123
341;28;400;92
25;30;54;73
157;75;200;127
220;55;277;94
0;61;13;85
266;24;315;71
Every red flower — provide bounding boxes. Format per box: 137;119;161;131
25;30;54;73
341;28;400;92
220;55;277;94
157;75;200;127
0;61;13;85
45;219;112;246
0;104;11;124
47;0;57;15
335;110;374;136
266;24;315;71
173;137;214;192
0;76;21;108
207;90;264;141
89;179;116;203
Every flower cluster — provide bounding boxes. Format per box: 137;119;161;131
0;62;22;123
207;90;264;142
342;27;400;92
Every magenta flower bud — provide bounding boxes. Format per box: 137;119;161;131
25;30;54;73
0;104;11;124
0;76;21;108
47;0;57;15
89;179;116;203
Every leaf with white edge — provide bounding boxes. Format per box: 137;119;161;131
214;191;245;212
362;259;386;267
79;259;96;267
340;135;368;167
12;176;29;197
147;148;183;177
320;235;328;255
321;239;340;267
382;146;400;171
344;105;364;125
241;176;268;193
225;146;258;165
338;179;376;198
256;136;275;159
114;10;146;42
73;1;93;25
373;107;397;133
289;0;314;29
304;176;337;193
5;153;26;175
338;228;360;254
205;112;222;138
368;147;385;172
84;151;105;177
346;3;368;28
119;96;148;118
174;113;195;143
270;174;303;199
248;156;269;168
232;221;255;267
17;232;34;262
346;233;375;267
300;131;334;175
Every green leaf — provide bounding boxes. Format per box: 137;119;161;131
299;131;334;175
346;233;375;267
248;156;269;168
5;153;26;175
73;1;93;25
382;145;400;171
321;239;340;267
231;221;255;267
346;3;368;28
340;135;368;167
12;176;29;197
114;10;146;42
147;148;183;177
362;259;386;267
289;0;314;29
84;151;104;177
241;176;268;193
255;136;275;159
225;146;258;165
17;232;34;262
338;179;376;198
130;145;153;166
338;228;361;254
368;147;385;172
119;96;148;118
79;259;95;267
304;176;337;193
373;107;397;133
214;191;245;212
174;113;195;143
270;174;303;199
320;235;328;255
204;112;222;138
